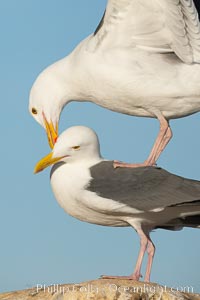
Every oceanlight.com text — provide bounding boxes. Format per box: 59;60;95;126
36;283;194;295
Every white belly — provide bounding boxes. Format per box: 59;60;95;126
50;162;141;227
74;45;200;119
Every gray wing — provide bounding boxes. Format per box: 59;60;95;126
90;0;200;63
87;161;200;211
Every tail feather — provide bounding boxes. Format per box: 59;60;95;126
156;214;200;231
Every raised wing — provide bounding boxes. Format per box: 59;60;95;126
89;0;200;64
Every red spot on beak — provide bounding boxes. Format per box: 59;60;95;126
54;137;58;143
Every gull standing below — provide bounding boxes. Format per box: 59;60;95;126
30;0;200;167
34;126;200;282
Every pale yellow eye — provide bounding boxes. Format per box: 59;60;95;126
32;107;38;115
72;146;80;150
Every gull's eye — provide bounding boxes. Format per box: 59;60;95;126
72;146;80;150
32;107;38;115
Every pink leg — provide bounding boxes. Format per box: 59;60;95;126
144;113;169;164
148;126;172;166
113;160;151;169
101;229;149;281
130;230;149;280
114;112;172;168
144;238;155;282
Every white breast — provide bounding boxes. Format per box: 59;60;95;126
50;162;142;227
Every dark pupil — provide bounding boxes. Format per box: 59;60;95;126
32;108;37;114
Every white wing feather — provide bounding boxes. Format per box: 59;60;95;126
89;0;200;63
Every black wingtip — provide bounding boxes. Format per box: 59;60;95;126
94;10;106;36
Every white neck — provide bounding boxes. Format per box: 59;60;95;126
52;45;91;108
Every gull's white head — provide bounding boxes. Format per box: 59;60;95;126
34;126;102;173
29;61;72;149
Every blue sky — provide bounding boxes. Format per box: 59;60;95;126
1;0;200;294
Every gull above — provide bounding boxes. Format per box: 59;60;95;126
30;0;200;167
34;126;200;282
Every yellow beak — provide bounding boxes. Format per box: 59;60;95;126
34;152;64;174
43;113;58;149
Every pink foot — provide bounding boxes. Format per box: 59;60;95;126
101;273;142;281
113;160;156;169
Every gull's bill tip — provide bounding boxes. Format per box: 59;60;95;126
34;152;63;174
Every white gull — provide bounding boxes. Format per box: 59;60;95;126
30;0;200;167
34;126;200;282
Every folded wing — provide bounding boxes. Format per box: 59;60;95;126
88;162;200;211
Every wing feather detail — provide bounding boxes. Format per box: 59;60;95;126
89;0;200;64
